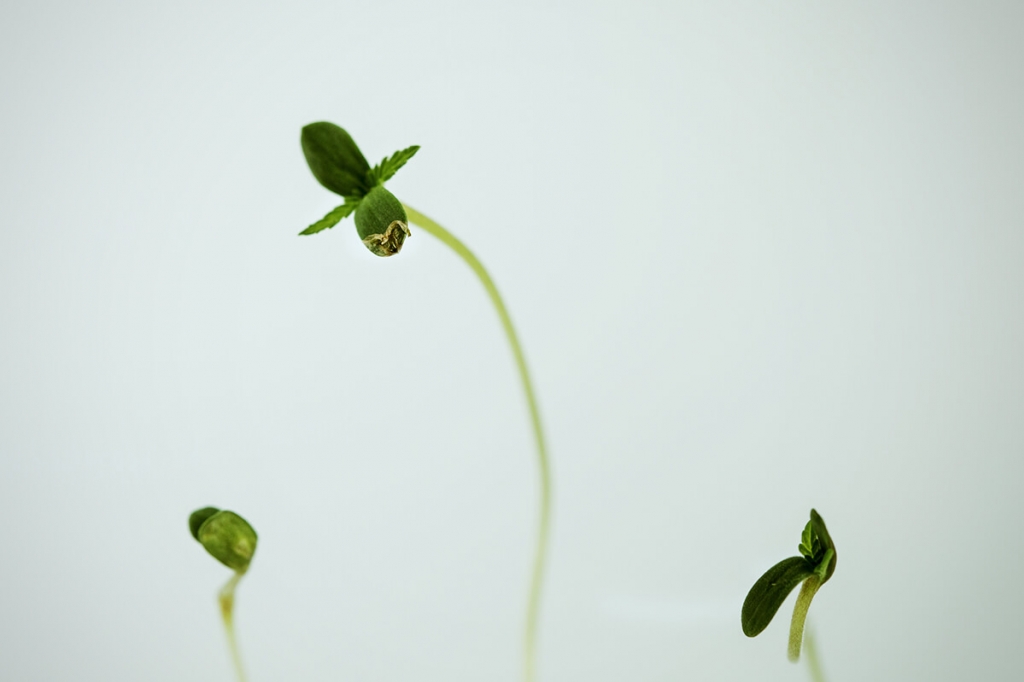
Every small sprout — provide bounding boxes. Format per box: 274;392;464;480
299;121;419;256
189;507;257;682
741;509;837;662
189;507;258;574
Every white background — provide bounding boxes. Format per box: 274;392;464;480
1;2;1022;681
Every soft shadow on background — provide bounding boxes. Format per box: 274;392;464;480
1;2;1022;681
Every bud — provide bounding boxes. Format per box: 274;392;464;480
189;508;258;574
355;186;410;257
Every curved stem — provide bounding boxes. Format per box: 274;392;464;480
803;627;828;682
219;572;248;682
403;204;551;682
788;575;821;662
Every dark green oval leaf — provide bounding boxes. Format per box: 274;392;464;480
189;507;220;541
301;122;371;198
741;556;814;637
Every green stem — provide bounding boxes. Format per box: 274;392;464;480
803;627;828;682
403;204;551;682
219;572;248;682
788;575;821;662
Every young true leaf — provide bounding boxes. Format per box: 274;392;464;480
301;122;372;198
299;200;360;236
367;145;420;186
799;520;822;562
741;509;837;662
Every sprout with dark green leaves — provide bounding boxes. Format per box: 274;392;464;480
742;509;837;663
299;121;419;256
189;507;258;682
298;123;553;682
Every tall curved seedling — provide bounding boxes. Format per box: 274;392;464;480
298;122;552;682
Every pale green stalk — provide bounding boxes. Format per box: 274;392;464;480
803;627;828;682
218;572;247;682
788;575;821;662
403;204;551;682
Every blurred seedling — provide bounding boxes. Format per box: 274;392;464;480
742;509;837;672
298;122;552;682
189;507;258;682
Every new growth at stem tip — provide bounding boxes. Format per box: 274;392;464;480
299;121;419;256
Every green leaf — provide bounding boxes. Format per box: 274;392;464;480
189;507;220;541
741;556;815;637
367;145;420;186
193;510;258;574
299;200;359;236
809;509;837;583
798;520;822;562
301;122;372;197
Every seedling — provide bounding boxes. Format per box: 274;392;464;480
299;122;552;682
189;507;258;682
741;509;837;665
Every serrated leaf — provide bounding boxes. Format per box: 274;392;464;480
799;520;821;561
799;523;813;557
299;200;359;236
741;556;815;637
367;145;420;186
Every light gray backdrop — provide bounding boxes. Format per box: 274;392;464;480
1;1;1022;681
